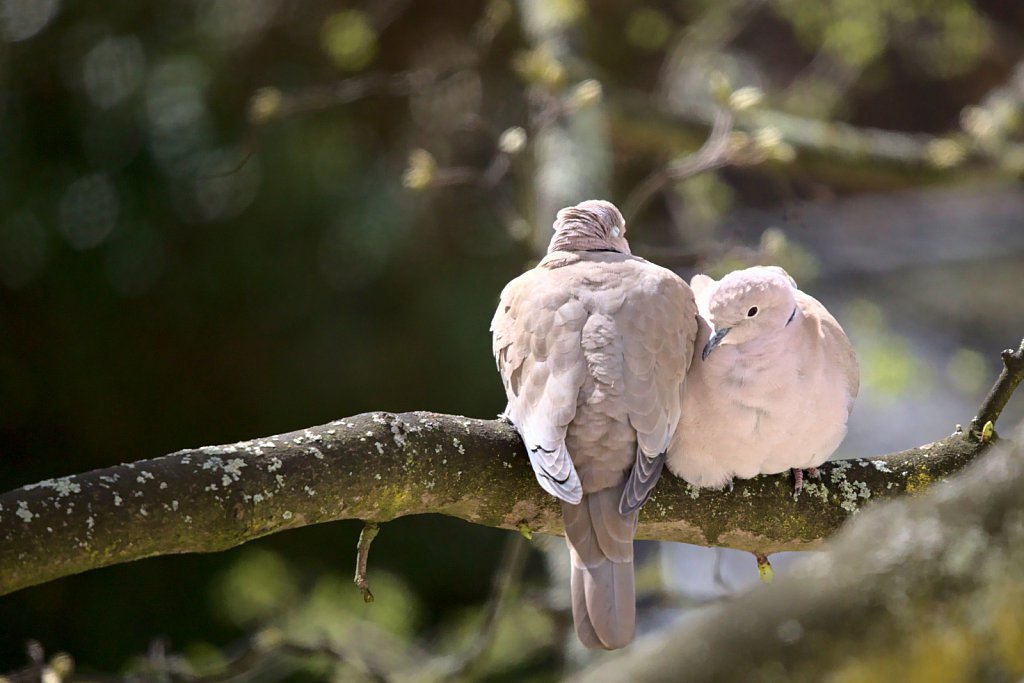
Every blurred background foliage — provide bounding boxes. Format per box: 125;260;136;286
1;0;1022;679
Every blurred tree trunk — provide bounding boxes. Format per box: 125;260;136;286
577;434;1024;683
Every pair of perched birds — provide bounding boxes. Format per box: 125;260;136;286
491;200;859;650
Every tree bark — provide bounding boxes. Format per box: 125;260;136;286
0;411;996;597
3;339;1020;598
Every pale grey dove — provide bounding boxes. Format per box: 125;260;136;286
666;266;858;491
491;200;698;649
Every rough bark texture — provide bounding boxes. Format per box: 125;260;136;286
577;434;1024;683
0;411;996;597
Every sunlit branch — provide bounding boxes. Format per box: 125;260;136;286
3;338;1022;598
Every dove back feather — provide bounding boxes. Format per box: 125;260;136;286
492;223;697;650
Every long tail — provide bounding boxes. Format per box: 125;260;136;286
562;486;639;650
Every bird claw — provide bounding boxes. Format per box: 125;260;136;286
792;467;821;497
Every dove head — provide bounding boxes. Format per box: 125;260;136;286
547;200;631;255
701;266;798;359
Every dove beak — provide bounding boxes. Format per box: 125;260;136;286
702;327;731;360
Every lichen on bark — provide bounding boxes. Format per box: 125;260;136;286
0;408;999;597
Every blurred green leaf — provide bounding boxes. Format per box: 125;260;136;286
211;548;299;627
626;8;673;51
946;347;987;395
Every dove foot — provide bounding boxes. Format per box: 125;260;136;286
792;467;821;495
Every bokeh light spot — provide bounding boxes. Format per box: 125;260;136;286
0;0;59;42
57;173;119;250
82;34;145;109
145;56;212;176
320;10;378;72
197;0;277;49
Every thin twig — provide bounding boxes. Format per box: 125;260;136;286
190;629;391;683
245;0;508;128
711;548;735;594
970;338;1024;438
279;639;391;683
779;48;866;117
432;533;530;679
355;521;381;603
429;151;513;190
249;66;472;126
622;107;735;225
0;642;76;683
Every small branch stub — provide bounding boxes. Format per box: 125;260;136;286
754;552;774;584
970;338;1024;438
354;521;380;603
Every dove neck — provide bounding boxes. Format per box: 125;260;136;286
547;233;628;254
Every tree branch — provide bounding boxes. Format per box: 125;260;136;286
353;521;380;603
0;412;1004;598
608;91;1021;188
970;338;1024;437
3;338;1021;598
621;105;736;225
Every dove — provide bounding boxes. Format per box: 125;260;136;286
666;265;859;492
491;200;697;649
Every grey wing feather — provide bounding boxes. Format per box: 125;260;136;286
620;447;665;513
618;268;698;514
491;271;587;504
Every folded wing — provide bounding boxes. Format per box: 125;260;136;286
491;271;588;503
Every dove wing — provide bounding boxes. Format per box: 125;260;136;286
797;291;861;414
618;263;698;513
491;269;587;504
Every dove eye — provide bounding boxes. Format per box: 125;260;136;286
747;306;758;317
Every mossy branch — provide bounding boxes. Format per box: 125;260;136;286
3;338;1021;598
0;413;1002;598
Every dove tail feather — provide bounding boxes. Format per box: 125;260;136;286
620;448;665;514
563;488;638;650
